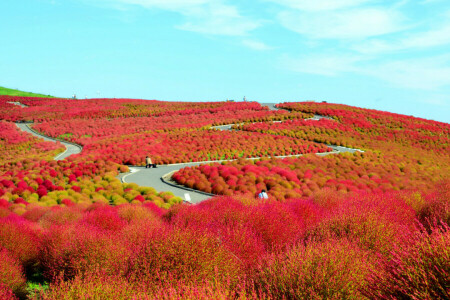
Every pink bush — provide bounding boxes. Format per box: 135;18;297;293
0;248;27;298
0;217;41;268
363;223;450;299
255;238;372;299
0;284;17;300
40;223;131;280
128;226;243;288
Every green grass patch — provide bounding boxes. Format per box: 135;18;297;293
26;269;49;298
0;86;54;98
58;133;73;139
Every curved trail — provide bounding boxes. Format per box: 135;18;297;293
7;101;28;108
15;123;82;160
124;104;363;203
13;102;364;204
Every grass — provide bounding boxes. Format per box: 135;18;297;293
57;133;73;140
0;86;54;98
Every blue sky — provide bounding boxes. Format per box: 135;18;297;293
1;0;449;122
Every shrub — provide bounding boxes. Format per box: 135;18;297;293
363;223;450;299
34;273;143;300
80;205;127;232
40;224;131;281
0;284;17;300
0;248;27;298
38;206;83;228
0;217;41;268
256;238;372;299
310;192;416;255
128;227;243;288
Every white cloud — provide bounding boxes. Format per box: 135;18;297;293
177;3;261;36
84;0;260;36
114;0;209;10
281;52;450;91
266;0;372;11
242;39;273;50
354;22;450;53
416;94;450;107
280;54;361;76
420;0;445;4
278;8;403;39
365;55;450;90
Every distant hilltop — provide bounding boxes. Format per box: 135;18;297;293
0;86;54;98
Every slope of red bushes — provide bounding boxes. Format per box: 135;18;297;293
0;97;448;298
0;184;448;299
0;121;64;165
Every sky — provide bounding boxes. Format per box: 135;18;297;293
1;0;449;123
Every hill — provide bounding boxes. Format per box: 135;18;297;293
0;86;54;98
0;98;448;299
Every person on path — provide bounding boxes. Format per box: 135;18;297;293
145;156;152;168
258;189;269;199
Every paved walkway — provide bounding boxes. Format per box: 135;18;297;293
261;102;278;111
7;101;28;108
121;164;213;204
15;123;82;160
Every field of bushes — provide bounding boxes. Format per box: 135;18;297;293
0;95;449;299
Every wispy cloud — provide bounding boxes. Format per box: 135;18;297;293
84;0;260;36
278;8;404;40
266;0;372;12
242;39;273;51
365;55;450;90
272;0;450;98
282;52;450;91
176;3;261;36
353;21;450;53
416;94;450;107
280;54;361;76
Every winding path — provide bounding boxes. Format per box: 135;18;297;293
15;123;82;160
7;101;28;108
13;102;364;204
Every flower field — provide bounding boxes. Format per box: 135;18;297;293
0;96;449;299
176;102;449;199
0;186;449;299
0;121;64;165
274;101;449;154
76;129;331;165
172;151;447;199
1;95;316;165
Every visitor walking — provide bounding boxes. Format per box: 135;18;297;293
145;156;154;168
258;189;268;199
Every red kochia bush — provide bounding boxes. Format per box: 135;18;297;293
80;205;127;232
32;272;142;300
0;248;27;298
0;284;17;300
0;217;41;268
310;191;417;255
245;202;305;251
363;223;450;299
22;206;51;223
417;180;450;228
36;272;260;300
40;223;131;281
128;226;243;289
166;196;309;270
255;238;372;299
37;206;83;228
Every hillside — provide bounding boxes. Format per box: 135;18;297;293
0;97;448;299
0;86;54;98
